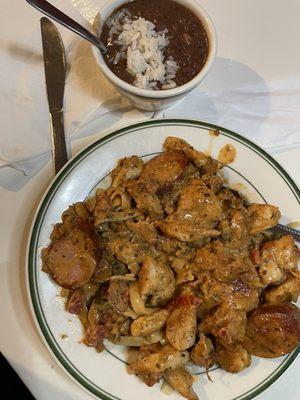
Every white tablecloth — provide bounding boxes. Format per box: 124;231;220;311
0;1;299;399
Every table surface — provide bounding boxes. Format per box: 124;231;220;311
0;1;299;400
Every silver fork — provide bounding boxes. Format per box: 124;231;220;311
272;224;300;242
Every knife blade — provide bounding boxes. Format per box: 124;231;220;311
41;17;68;174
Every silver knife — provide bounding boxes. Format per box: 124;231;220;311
41;17;68;174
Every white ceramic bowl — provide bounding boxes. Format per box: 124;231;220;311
92;0;217;111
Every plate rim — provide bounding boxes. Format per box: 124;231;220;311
26;118;300;400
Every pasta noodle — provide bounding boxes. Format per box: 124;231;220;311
129;282;156;315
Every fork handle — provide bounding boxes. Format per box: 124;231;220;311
272;223;300;242
26;0;102;48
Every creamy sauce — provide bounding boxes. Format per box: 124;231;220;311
228;182;261;204
218;144;237;164
127;348;140;364
204;137;214;157
230;182;248;192
205;130;219;156
217;170;229;184
209;129;220;137
60;288;70;299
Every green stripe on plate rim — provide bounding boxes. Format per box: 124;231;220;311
28;119;300;400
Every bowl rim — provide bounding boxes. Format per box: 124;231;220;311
92;0;217;99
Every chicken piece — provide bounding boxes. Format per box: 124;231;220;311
200;303;247;346
139;255;175;306
126;151;188;219
217;188;247;219
127;220;158;245
91;189;112;226
175;179;222;223
218;209;249;250
247;204;280;234
259;263;284;286
201;174;223;193
192;237;261;286
191;334;215;369
131;309;169;336
238;265;265;290
164;368;198;400
259;235;299;285
263;235;299;270
265;271;300;304
196;273;232;313
168;285;202;308
193;241;226;271
154;234;190;257
42;204;97;289
195;248;258;297
157;179;222;242
212;253;258;285
110;155;144;187
229;280;259;312
107;237;146;272
126;181;164;219
193;241;248;283
140;150;188;187
129;344;190;386
128;221;189;262
242;304;300;357
163;136;221;174
107;280;130;314
157;164;200;216
166;305;197;350
216;343;251;373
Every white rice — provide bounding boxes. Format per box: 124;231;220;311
107;12;179;90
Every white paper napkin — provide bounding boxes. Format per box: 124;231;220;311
162;76;300;149
0;0;131;173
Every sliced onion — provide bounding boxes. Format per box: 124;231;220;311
146;330;165;344
123;308;139;319
160;379;174;395
113;336;148;347
110;274;136;281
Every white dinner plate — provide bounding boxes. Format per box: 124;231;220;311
27;119;300;400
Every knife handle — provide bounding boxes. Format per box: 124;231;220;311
50;109;68;174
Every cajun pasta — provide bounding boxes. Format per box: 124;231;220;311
42;137;300;400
